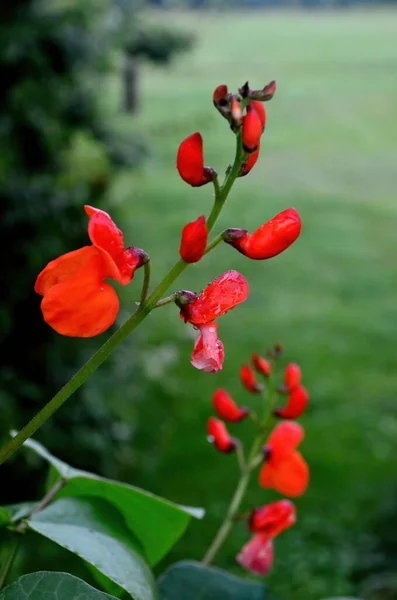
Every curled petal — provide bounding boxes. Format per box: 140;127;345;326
249;500;296;536
237;534;273;576
266;421;305;464
185;270;249;325
191;322;224;373
176;133;213;187
252;353;272;377
275;385;309;419
212;389;249;422
213;84;228;105
284;363;302;390
229;208;301;260
37;247;119;337
260;451;309;497
180;215;208;263
240;364;262;393
239;144;260;177
207;417;235;453
250;100;266;131
242;105;262;153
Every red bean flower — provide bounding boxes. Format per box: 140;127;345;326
176;132;214;187
181;270;249;373
250;100;266;132
180;215;208;263
259;421;309;497
239;144;260;177
242;104;262;153
213;389;249;422
35;206;146;337
207;417;235;453
275;385;309;419
284;362;302;390
226;208;301;260
240;364;262;393
238;499;296;576
252;353;272;377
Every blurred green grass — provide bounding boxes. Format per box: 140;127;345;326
99;9;397;599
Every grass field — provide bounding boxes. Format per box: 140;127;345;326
100;9;397;599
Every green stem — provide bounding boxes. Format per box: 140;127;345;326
139;260;151;307
0;129;246;466
153;294;177;309
204;232;225;255
0;535;20;590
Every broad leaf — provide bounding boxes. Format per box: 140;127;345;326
0;507;11;527
0;571;118;600
20;435;204;564
27;497;157;600
158;561;267;600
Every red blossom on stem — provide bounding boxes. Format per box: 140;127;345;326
284;363;302;390
275;385;309;419
252;353;272;377
176;132;214;187
212;389;249;422
207;417;235;453
181;270;249;373
179;215;208;263
237;533;274;576
259;421;309;497
35;206;146;337
239;144;260;177
242;104;262;153
250;100;266;131
226;208;301;260
240;364;262;393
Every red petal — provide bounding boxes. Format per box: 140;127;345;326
231;208;301;260
240;364;261;393
284;363;302;389
185;270;249;325
239;144;260;177
252;353;272;377
271;451;309;497
249;500;296;536
213;84;228;105
250;100;266;131
266;422;304;463
275;385;309;419
242;105;262;152
237;534;273;576
180;215;208;263
191;322;224;373
35;246;101;296
212;389;249;422
39;247;119;337
176;133;212;187
207;417;235;453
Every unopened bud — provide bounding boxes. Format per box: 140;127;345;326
213;84;231;120
248;80;277;102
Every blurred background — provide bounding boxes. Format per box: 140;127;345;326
1;0;397;598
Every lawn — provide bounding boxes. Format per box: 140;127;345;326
99;9;397;599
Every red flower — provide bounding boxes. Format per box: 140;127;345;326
238;499;295;576
207;417;235;453
259;421;309;497
252;353;272;377
249;500;296;536
240;364;262;393
213;389;249;422
213;84;228;105
242;104;262;153
182;270;249;373
176;132;214;187
226;208;301;260
237;533;273;576
35;206;146;337
275;385;309;419
284;363;301;390
239;144;260;177
180;215;208;263
250;100;266;131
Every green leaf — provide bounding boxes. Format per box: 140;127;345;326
27;497;157;600
0;571;118;600
20;435;204;565
2;502;35;523
158;561;267;600
0;507;11;527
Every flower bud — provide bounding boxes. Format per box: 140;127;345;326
177;132;215;187
180;216;208;264
252;353;272;377
250;100;266;131
242;105;262;153
240;364;263;393
248;80;277;101
249;500;296;535
239;145;260;177
213;84;231;120
213;389;249;422
284;363;301;390
274;385;309;419
207;417;235;453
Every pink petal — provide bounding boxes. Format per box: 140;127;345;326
190;322;224;373
237;534;274;576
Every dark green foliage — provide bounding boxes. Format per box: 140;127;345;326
125;23;193;64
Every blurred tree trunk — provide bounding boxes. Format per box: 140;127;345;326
124;54;139;113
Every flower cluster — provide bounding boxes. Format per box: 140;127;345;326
206;345;310;575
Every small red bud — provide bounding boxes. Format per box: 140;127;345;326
207;417;235;453
240;364;262;393
227;208;301;260
284;363;301;390
239;144;260;177
250;100;266;132
252;353;272;377
213;389;249;422
176;132;215;187
180;215;208;264
213;84;229;105
274;385;309;419
242;105;262;153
